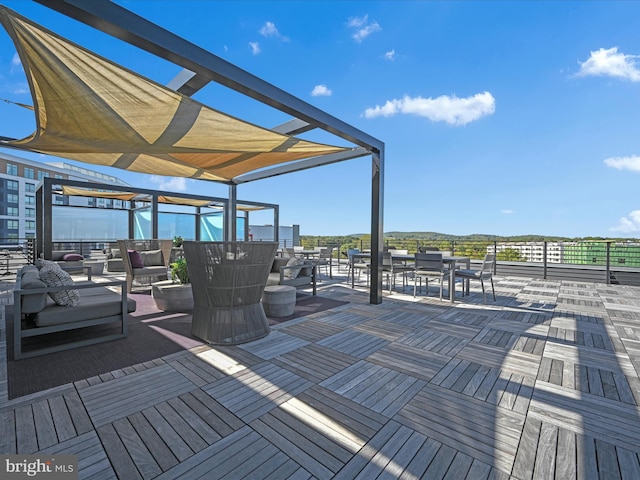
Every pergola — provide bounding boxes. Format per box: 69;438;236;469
0;0;385;303
36;177;280;261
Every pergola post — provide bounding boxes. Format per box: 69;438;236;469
226;184;237;242
370;149;384;304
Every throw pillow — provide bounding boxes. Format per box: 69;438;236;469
62;253;84;262
35;258;60;270
141;249;163;266
128;249;144;268
283;257;305;279
39;265;80;307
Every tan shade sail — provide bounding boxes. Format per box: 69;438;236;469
0;6;349;183
60;185;267;210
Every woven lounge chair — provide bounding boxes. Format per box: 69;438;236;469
183;241;278;345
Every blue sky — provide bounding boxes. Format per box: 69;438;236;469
1;1;640;238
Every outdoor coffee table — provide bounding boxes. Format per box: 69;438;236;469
151;280;194;312
262;285;296;317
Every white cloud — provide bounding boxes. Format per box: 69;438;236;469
10;53;21;74
259;21;289;41
384;49;396;61
347;15;368;28
604;155;640;172
577;47;640;82
347;15;381;42
501;209;515;214
149;176;188;191
610;210;640;233
249;42;261;55
311;84;332;97
363;91;496;126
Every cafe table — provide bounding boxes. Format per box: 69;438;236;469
352;252;470;302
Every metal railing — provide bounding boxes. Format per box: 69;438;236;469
300;237;640;286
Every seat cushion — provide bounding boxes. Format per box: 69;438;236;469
35;287;137;327
38;265;80;307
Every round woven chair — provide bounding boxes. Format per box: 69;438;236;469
183;241;278;345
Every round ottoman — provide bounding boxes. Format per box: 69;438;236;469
262;285;296;317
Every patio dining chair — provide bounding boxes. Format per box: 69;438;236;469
413;252;449;300
312;247;332;280
383;251;414;293
455;253;496;303
347;248;370;286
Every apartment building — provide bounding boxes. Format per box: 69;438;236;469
491;242;565;263
0;151;129;244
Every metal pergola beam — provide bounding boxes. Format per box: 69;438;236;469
32;0;384;303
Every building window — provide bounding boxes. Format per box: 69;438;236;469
25;182;36;192
7;194;18;204
25;196;35;205
7;233;18;240
6;207;18;216
25;208;35;217
6;163;18;175
25;220;35;230
37;171;50;181
54;174;64;179
618;258;626;264
7;220;18;230
53;195;65;205
7;180;18;190
24;167;35;179
25;233;35;239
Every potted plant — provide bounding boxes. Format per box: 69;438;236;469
173;235;184;247
169;258;189;284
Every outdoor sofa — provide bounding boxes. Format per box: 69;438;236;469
13;264;136;359
267;256;317;295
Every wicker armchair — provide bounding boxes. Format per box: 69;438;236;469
117;239;173;292
183;241;278;345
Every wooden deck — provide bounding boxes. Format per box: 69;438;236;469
2;270;640;479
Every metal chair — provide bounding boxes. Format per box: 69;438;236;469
413;252;449;300
312;247;332;280
347;248;370;287
383;251;413;293
455;253;496;303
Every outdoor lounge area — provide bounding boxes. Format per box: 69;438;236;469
1;263;640;479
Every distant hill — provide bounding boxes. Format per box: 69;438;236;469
302;232;634;242
347;232;570;242
381;231;568;242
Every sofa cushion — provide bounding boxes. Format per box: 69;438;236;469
109;248;122;259
141;249;163;266
39;265;80;307
19;268;48;314
284;257;304;279
50;250;77;261
62;253;84;262
34;287;137;327
128;249;144;268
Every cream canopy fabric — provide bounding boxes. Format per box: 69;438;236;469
60;185;266;210
0;6;349;183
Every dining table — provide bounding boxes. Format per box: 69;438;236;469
352;252;470;302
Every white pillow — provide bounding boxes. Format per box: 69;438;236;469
283;257;305;279
39;265;80;307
